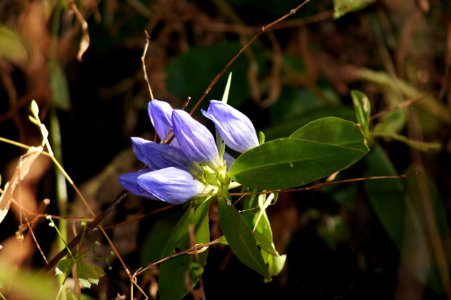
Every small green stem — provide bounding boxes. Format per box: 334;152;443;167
50;2;68;299
50;106;69;300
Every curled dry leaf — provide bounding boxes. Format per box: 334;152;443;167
0;146;43;224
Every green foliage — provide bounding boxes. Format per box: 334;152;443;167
333;0;376;19
218;194;270;279
0;260;58;300
49;60;71;111
242;193;286;280
158;202;211;300
0;26;27;63
364;146;406;247
230;117;369;189
140;208;184;266
56;258;105;289
351;90;371;138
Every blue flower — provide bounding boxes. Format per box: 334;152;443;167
172;109;221;168
136;167;206;205
148;99;177;144
118;170;156;200
202;100;259;153
131;137;199;174
120;99;257;205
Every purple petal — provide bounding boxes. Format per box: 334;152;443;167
172;109;220;168
137;167;205;205
202;100;258;153
148;100;177;144
131;137;196;172
119;170;157;200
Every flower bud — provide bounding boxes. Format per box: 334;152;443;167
202;100;258;153
148;99;176;144
137;167;206;204
172;109;220;168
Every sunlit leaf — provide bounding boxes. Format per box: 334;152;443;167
263;251;286;280
0;26;27;63
230;117;369;189
75;262;105;288
289;117;368;149
56;258;105;289
351;90;371;138
333;0;376;19
218;195;269;279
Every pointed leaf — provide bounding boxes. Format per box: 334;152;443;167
159;202;211;300
218;196;269;279
364;146;406;248
351;90;371;138
230;118;369;189
333;0;376;19
289;117;368;151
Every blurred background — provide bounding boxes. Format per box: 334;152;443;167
0;0;450;299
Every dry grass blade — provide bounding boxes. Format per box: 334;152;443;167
0;146;43;224
70;1;90;61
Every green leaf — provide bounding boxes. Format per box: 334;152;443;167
373;109;406;136
333;0;376;19
241;193;285;277
364;146;406;248
262;251;286;280
252;194;279;256
0;26;27;63
365;147;449;293
159;202;211;300
50;60;71;110
0;260;58;300
218;195;269;279
56;258;105;289
76;262;105;288
289;117;368;150
351;90;371;138
230;117;369;189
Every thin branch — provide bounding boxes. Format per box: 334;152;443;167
230;174;410;197
142;30;154;100
188;0;312;115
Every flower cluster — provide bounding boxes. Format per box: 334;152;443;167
119;100;258;205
